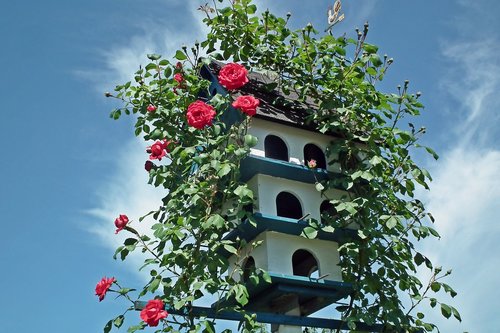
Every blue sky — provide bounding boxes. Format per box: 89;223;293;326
0;1;499;332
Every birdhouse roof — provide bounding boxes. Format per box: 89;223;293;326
203;61;323;133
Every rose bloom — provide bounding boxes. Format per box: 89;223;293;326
147;104;157;113
144;160;155;172
232;95;260;116
114;214;129;234
140;299;168;327
174;73;183;84
218;63;249;90
95;276;115;301
186;100;216;129
307;159;317;169
147;140;170;161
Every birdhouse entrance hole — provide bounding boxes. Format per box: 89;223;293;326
276;192;303;219
264;135;289;161
292;249;319;278
303;143;326;169
242;256;256;282
320;200;339;225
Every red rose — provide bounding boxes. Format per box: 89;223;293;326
176;62;183;69
186;100;216;129
114;214;129;234
232;95;260;116
147;104;157;113
95;276;115;301
174;73;183;84
140;299;168;327
147;140;170;161
218;63;249;90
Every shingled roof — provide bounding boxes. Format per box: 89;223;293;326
204;61;319;132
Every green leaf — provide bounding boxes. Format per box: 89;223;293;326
442;283;457;298
452;306;462;321
425;146;439;160
386;216;399;229
440;303;452;319
234;185;253;199
363;43;379;54
234;285;249;306
145;63;157;71
370;54;383;67
218;163;232;177
223;244;238;255
301;227;317;239
113;315;124;328
431;282;441;292
203;214;225;229
261;271;272;283
175;50;187;60
104;320;112;333
244;134;258;147
147;53;161;60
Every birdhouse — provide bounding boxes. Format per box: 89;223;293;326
201;62;353;333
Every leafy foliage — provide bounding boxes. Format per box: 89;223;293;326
101;0;459;332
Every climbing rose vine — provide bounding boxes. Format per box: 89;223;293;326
98;1;460;332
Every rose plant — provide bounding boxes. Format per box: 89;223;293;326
99;1;460;332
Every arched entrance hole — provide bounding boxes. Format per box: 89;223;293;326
292;249;319;277
264;135;288;162
276;192;303;219
303;144;326;169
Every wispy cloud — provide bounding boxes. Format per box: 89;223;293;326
419;2;500;331
440;39;500;146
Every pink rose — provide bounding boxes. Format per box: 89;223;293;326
147;104;157;113
232;95;260;116
307;159;317;169
174;73;183;84
114;214;129;234
218;63;249;90
95;276;115;301
140;299;168;327
186;100;216;129
147;140;170;161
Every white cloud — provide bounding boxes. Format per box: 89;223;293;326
418;9;500;330
85;139;166;277
84;1;208;276
75;0;208;94
419;146;500;332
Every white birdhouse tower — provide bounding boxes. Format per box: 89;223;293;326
201;63;353;333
